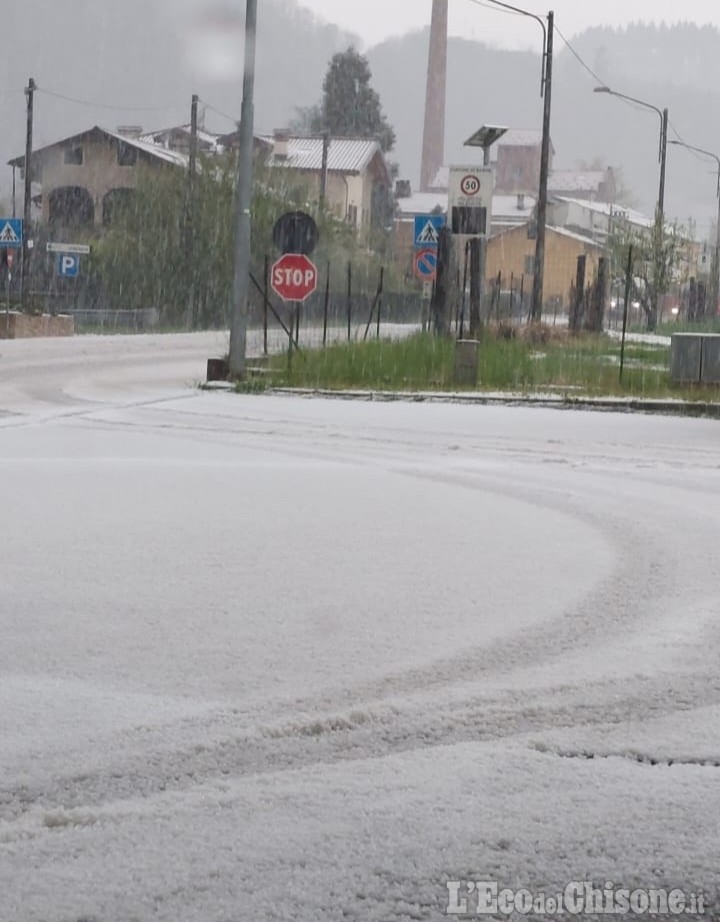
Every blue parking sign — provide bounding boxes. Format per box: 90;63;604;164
56;253;80;278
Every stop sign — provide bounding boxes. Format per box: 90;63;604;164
271;253;318;302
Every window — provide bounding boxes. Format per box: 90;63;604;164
524;254;535;276
117;142;138;167
64;147;83;166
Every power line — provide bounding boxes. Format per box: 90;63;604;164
199;100;238;125
36;86;182;113
464;1;604;90
668;118;688;147
465;0;526;17
553;23;604;85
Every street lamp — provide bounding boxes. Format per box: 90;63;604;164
593;86;668;218
469;0;554;322
594;86;668;328
669;139;720;315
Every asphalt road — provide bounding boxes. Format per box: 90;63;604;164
1;332;719;922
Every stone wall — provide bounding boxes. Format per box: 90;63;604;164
0;312;75;339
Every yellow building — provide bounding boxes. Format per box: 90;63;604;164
487;222;605;308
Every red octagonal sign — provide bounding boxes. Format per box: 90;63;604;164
271;253;318;302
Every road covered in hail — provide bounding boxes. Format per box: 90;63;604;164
1;332;719;921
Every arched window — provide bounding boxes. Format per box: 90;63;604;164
48;186;95;227
103;188;136;226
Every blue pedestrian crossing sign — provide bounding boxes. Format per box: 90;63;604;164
0;218;23;248
414;214;445;249
56;253;81;278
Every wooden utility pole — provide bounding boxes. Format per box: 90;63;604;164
431;226;451;335
186;94;199;329
468;236;486;336
20;77;35;312
319;131;330;210
531;11;554;322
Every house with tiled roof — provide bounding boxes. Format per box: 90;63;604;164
138;124;226;157
549;168;616;203
218;128;392;229
8;126;191;228
250;131;392;230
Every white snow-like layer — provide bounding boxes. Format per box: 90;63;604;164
1;336;719;920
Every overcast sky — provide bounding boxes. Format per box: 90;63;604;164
297;0;720;49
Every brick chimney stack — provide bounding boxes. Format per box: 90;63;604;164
420;0;448;192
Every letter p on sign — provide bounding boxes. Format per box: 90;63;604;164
56;253;80;278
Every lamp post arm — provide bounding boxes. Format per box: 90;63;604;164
670;141;720;196
470;0;547;95
595;88;664;162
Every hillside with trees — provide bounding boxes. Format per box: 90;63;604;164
4;3;720;235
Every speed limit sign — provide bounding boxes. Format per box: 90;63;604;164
460;174;481;197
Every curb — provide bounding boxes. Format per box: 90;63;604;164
263;387;720;418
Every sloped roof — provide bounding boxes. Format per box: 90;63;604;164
261;136;387;178
550;225;606;247
497;129;543;147
8;126;189;170
395;192;447;216
553;196;654;230
491;221;604;249
493;194;536;219
139;124;225;154
549;170;607;193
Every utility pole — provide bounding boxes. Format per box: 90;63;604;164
594;86;668;329
186;93;199;329
653;107;669;329
531;11;553;322
668;139;720;315
319;131;330;211
228;0;258;378
658;108;668;218
21;77;36;312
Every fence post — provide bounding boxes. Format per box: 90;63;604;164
570;255;586;333
431;226;452;336
376;266;384;339
347;261;352;342
619;246;634;383
595;257;609;332
468;237;483;336
323;262;330;347
263;254;269;355
363;266;385;342
459;241;470;339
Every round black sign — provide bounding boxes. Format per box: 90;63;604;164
272;211;320;256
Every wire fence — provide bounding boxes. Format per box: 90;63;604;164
7;241;711;343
